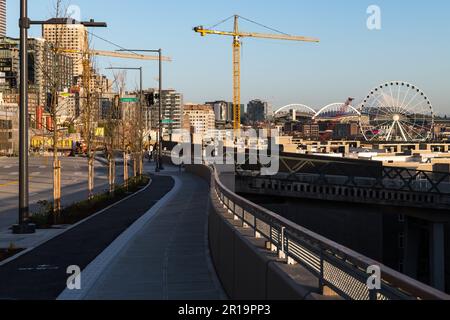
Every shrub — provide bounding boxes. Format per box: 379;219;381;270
29;175;150;228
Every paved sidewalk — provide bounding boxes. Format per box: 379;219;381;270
0;175;174;300
81;171;226;300
0;157;125;232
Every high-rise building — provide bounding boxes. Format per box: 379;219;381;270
247;99;268;123
0;0;6;37
0;36;74;119
42;24;88;76
150;89;183;136
182;104;215;135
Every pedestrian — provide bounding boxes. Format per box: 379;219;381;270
148;145;154;162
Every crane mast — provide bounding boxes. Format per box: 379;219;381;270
194;15;319;133
232;16;241;131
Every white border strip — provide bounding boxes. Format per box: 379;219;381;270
0;179;153;267
57;175;181;300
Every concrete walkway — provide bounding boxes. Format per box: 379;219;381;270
77;169;226;300
0;175;174;300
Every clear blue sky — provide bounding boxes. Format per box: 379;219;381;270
6;0;450;115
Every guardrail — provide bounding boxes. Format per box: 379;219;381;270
237;153;450;195
212;166;450;300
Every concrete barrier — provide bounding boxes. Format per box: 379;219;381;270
186;164;333;300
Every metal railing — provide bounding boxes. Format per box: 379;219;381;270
212;166;450;301
236;153;450;195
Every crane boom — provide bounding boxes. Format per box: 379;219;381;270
194;15;319;132
194;27;319;43
90;50;172;61
57;48;172;62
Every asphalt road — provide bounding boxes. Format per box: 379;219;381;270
0;157;125;231
0;175;174;300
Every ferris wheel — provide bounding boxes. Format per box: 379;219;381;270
359;81;434;142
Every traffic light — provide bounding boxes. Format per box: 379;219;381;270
145;93;155;106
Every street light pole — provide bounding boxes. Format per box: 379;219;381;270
158;49;164;170
106;67;144;175
116;48;165;171
139;67;144;175
14;0;33;234
13;3;107;234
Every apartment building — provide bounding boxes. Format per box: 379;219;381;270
183;104;215;136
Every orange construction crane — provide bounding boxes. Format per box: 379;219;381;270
194;15;319;132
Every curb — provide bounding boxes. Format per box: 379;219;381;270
0;178;153;267
57;174;181;300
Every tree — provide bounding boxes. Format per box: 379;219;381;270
79;42;98;200
130;84;144;178
34;0;77;220
102;69;126;193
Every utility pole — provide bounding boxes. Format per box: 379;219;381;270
13;0;107;234
158;49;164;171
106;66;144;176
139;67;144;175
117;48;166;171
13;0;33;234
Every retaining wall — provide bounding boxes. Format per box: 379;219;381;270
186;164;335;300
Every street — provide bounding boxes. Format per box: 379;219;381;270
0;156;125;231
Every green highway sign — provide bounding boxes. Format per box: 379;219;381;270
162;119;174;124
120;97;138;103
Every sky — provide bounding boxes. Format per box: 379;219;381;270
6;0;450;115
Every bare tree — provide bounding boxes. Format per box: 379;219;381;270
111;71;132;188
79;43;98;199
130;83;144;178
102;69;125;193
34;0;73;220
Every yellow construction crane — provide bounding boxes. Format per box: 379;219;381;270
194;15;319;131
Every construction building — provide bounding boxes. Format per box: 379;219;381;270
42;24;87;77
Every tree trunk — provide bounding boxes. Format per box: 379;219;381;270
52;125;61;221
53;158;61;223
139;152;143;176
123;151;128;189
109;155;115;193
88;156;94;199
133;153;138;178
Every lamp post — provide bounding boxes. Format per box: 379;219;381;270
117;49;164;171
14;0;107;234
106;67;144;175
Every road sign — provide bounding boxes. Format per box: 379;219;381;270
161;119;174;124
95;127;105;137
120;97;138;103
